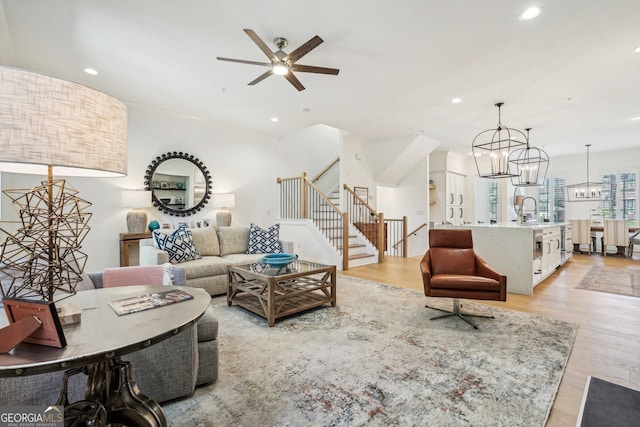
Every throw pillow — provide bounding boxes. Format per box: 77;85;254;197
190;227;220;256
153;226;201;264
217;227;251;256
246;223;283;254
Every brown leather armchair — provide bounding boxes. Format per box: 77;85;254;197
420;229;507;329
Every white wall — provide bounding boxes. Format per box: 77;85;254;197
380;156;431;256
341;134;378;208
1;103;282;271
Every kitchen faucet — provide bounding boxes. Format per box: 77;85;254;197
518;196;538;224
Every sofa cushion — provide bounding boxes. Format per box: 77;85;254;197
246;223;283;254
217;227;250;256
221;253;266;265
190;227;220;257
197;303;218;341
153;226;201;264
178;256;232;279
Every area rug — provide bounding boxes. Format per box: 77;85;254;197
163;276;578;427
576;265;640;297
577;376;640;427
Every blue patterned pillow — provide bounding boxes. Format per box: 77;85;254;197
246;223;283;254
153;226;201;264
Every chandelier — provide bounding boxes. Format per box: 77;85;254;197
509;128;550;186
472;102;527;178
565;144;603;202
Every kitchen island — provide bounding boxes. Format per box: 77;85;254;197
441;223;571;296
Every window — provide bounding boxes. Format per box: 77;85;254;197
601;173;616;219
601;171;637;225
488;181;498;222
538;178;550;221
553;176;566;223
621;172;637;225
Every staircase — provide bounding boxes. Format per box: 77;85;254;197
320;190;376;267
277;172;401;270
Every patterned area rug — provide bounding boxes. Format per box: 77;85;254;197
164;276;578;427
576;266;640;297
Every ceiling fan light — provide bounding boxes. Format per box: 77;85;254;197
519;7;541;21
272;63;289;75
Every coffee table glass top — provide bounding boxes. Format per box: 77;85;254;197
232;260;332;277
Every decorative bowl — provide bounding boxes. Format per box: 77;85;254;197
261;253;298;268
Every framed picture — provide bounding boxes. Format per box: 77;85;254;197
175;196;184;204
2;298;67;348
169;181;177;189
160;221;172;230
152;180;160;189
175;220;189;229
202;218;212;228
160;181;169;189
354;186;368;205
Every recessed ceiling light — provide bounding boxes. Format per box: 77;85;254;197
451;97;462;104
270;117;279;122
634;46;640;53
519;7;541;21
83;67;98;75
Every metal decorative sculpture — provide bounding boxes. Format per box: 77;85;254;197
0;178;91;302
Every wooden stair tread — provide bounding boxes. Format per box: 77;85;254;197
348;253;375;260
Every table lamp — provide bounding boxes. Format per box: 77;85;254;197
213;193;235;227
122;190;152;233
0;66;127;304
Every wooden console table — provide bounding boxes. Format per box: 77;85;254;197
120;232;152;266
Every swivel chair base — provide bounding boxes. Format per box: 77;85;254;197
425;299;494;329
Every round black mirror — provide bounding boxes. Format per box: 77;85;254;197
143;152;213;217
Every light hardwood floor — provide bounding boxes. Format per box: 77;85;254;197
341;253;640;426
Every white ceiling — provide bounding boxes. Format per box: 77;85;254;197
1;0;639;157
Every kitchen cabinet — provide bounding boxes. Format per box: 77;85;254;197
541;227;562;276
430;171;466;225
429;151;467;225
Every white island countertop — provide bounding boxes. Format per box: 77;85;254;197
465;222;568;229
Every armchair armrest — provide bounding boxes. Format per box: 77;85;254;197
475;255;504;282
419;251;432;290
139;239;169;265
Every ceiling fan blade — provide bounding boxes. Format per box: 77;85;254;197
285;35;324;63
284;72;305;91
244;29;277;61
216;57;270;67
248;70;273;86
291;64;340;75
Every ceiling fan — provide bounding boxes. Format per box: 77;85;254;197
216;29;340;91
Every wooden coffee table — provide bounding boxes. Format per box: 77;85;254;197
227;260;336;326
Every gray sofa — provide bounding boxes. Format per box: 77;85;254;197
140;226;292;296
0;266;218;406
